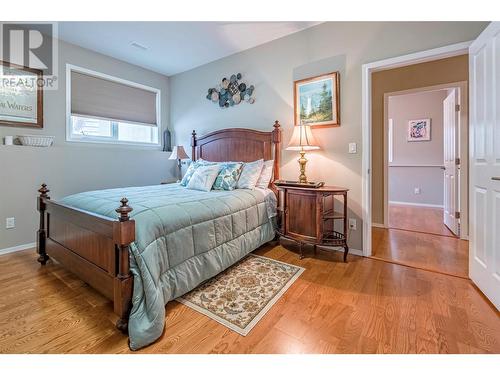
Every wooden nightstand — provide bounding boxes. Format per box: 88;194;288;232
276;185;349;261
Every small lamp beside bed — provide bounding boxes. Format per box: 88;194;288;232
169;145;190;181
285;124;320;184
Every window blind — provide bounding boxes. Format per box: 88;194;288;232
71;71;157;126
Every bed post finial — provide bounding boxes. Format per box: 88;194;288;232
191;130;197;161
37;183;50;265
116;198;133;222
38;183;50;199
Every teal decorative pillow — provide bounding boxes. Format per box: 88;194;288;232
212;162;243;190
180;161;199;186
180;159;216;186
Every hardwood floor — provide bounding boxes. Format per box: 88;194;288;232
374;204;467;277
372;227;468;278
1;245;498;354
388;204;456;237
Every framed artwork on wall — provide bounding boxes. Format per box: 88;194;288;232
294;71;340;128
407;118;431;142
0;60;43;128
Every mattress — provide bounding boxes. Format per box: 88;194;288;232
60;183;277;349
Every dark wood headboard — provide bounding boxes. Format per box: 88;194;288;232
191;120;281;185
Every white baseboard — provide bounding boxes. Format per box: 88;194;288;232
348;248;363;257
326;246;363;257
372;222;386;228
389;201;444;209
0;242;36;256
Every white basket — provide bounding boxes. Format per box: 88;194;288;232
18;135;54;147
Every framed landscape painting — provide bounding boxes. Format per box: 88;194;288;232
0;60;43;128
294;71;340;128
407;118;431;142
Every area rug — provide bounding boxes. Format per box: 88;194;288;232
176;254;304;335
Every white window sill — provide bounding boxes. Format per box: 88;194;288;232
66;137;162;150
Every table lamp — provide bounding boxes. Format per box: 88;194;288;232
169;145;189;181
286;124;320;183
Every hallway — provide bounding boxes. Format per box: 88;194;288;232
388;204;457;237
372;227;468;278
373;204;467;278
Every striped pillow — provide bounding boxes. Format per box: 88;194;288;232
255;160;274;188
236;159;264;190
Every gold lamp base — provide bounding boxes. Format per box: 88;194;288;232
297;150;308;183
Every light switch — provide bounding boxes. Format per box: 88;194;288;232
348;143;357;154
6;217;15;229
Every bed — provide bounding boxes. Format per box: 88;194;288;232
35;122;281;350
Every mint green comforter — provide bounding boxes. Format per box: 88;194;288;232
60;183;276;350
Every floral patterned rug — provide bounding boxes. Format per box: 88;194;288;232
176;254;304;335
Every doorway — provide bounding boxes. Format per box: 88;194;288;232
362;47;471;278
372;83;469;277
363;23;500;310
384;84;466;239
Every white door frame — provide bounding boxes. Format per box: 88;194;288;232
362;41;472;256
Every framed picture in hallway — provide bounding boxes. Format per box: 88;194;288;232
407;118;431;142
294;71;340;128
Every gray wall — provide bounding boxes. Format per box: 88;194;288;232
170;21;487;251
0;39;176;250
389;167;445;206
388;90;447;206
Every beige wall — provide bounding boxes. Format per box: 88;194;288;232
0;39;176;250
372;54;469;224
170;22;487;251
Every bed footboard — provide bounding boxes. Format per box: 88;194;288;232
36;184;135;333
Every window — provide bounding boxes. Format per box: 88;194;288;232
70;116;159;144
67;65;160;146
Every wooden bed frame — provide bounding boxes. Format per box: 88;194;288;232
36;121;281;334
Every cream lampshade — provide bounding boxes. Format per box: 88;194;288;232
286;125;320;183
169;145;190;181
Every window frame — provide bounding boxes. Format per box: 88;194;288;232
66;64;161;148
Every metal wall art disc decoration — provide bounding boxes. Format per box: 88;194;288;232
206;73;255;108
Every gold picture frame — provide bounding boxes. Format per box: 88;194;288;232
294;71;340;128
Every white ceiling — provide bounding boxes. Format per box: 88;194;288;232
57;22;320;76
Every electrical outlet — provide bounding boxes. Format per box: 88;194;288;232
414;187;421;195
349;218;357;230
348;143;357;154
6;217;15;229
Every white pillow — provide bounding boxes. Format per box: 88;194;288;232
186;164;220;192
255;159;274;188
236;159;264;190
